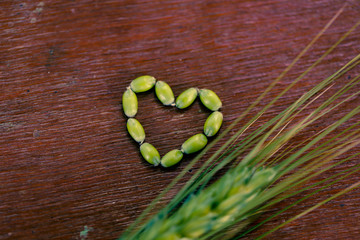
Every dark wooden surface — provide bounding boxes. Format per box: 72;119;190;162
1;0;359;239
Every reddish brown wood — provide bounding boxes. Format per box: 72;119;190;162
1;0;359;239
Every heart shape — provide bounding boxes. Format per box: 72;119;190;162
122;75;223;168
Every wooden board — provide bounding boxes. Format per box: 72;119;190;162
1;0;359;239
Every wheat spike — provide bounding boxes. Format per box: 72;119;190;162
137;165;277;240
119;7;360;240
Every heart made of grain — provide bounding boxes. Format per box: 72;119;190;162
122;75;223;168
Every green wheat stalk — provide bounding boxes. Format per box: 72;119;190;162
120;6;360;240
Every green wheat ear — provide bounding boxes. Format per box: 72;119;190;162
138;166;277;240
120;6;360;240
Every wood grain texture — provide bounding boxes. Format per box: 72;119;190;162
1;0;359;239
